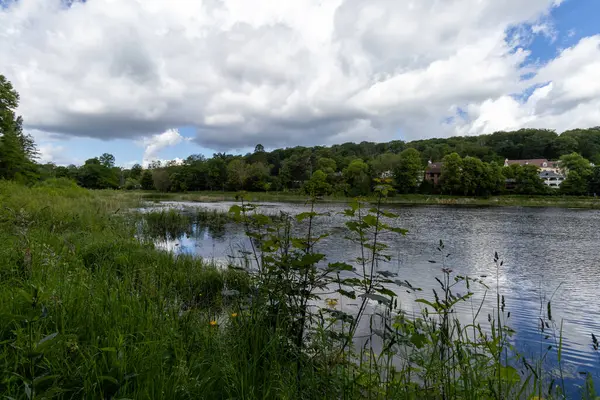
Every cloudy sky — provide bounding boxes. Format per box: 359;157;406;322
1;0;599;166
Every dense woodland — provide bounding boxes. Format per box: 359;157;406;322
2;74;600;197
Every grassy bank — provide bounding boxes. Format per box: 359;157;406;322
0;179;596;399
136;190;600;209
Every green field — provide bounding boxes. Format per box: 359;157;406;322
0;179;594;399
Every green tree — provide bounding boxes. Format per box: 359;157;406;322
317;157;337;175
480;162;505;196
516;165;547;195
77;158;119;189
246;162;270;192
152;170;172;192
460;156;485;196
206;157;227;191
393;148;423;193
227;159;249;191
99;153;115;168
588;166;600;196
560;152;592;176
440;153;463;195
124;177;140;190
560;153;592;195
279;153;309;189
0;75;37;180
370;153;401;179
302;169;332;197
130;163;143;179
560;171;588;196
140;170;154;190
343;159;370;196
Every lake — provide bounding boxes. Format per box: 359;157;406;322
148;201;600;395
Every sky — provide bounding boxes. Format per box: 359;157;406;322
1;0;600;167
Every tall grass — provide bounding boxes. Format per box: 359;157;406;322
0;180;596;399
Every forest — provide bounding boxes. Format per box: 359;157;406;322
2;73;600;197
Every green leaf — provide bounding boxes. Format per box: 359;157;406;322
363;215;378;226
380;210;399;218
342;209;356;217
99;375;120;385
415;298;440;311
299;253;325;265
291;238;306;249
360;293;391;305
100;347;117;352
33;374;58;388
390;227;408;235
296;212;317;222
36;332;58;352
499;365;520;383
337;289;356;299
228;204;242;217
410;333;428;349
327;262;354;272
341;278;362;286
328;309;354;323
375;287;397;298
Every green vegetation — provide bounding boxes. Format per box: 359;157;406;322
1;181;597;399
2;72;600;200
2;71;600;398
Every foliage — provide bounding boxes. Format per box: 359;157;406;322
76;157;120;189
0;180;596;398
440;152;463;194
588;166;600;196
227;159;249;191
560;153;593;195
152;169;172;192
343;159;371;196
393;148;423;193
140;170;154;190
516;165;548;195
0;74;38;181
302;169;332;196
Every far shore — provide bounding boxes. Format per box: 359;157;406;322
126;190;600;210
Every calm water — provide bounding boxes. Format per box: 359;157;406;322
150;201;600;394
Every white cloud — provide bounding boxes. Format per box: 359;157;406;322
456;35;600;135
1;0;597;150
141;128;188;165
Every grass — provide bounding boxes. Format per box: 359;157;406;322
0;179;597;399
134;189;600;209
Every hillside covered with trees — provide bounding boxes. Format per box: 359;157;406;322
3;74;600;197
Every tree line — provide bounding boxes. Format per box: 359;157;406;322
2;73;600;197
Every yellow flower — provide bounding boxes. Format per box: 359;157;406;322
210;320;218;326
325;298;338;308
231;313;238;318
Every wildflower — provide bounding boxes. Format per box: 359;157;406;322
231;313;238;318
210;320;218;326
325;298;338;308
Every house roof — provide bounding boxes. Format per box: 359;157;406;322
425;162;443;173
505;159;560;168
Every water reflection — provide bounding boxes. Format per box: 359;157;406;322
147;201;600;395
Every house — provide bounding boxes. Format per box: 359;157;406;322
504;158;561;173
504;158;565;188
380;170;394;179
424;161;442;185
539;170;565;189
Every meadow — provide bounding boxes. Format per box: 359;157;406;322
0;178;597;399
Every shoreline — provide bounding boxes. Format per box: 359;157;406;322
129;190;600;210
